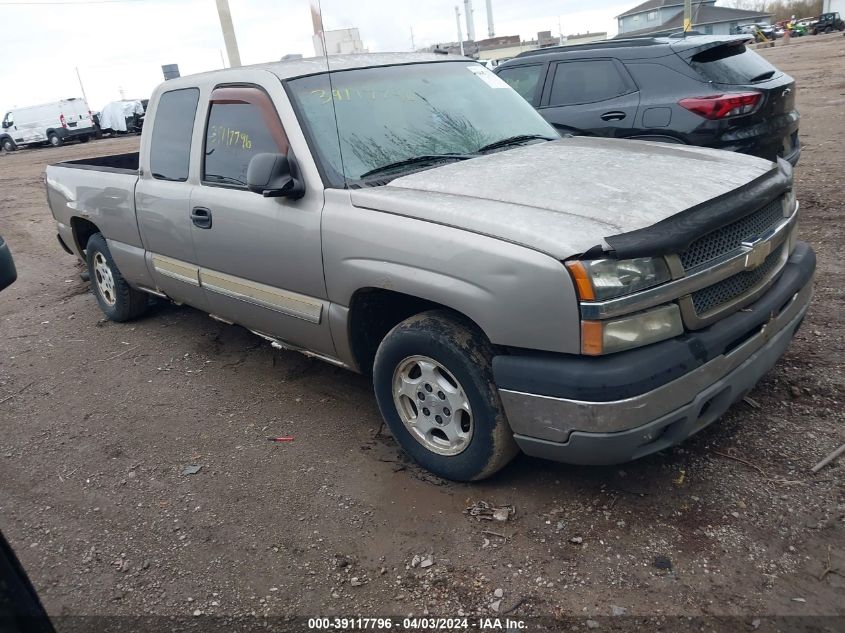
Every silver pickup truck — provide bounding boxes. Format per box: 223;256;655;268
46;53;815;481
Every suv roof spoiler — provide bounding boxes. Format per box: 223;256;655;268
670;34;754;60
514;33;753;59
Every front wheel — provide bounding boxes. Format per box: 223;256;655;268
373;310;518;481
85;233;148;322
2;138;16;152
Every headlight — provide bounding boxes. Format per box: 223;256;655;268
566;257;671;301
581;304;683;355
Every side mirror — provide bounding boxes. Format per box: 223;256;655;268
1;121;10;129
246;152;305;199
0;236;18;293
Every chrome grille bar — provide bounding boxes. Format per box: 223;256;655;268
579;204;798;321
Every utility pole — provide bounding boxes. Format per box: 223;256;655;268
75;67;89;105
455;6;464;56
683;0;692;32
215;0;242;68
410;26;415;51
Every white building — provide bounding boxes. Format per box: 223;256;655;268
616;1;771;37
313;28;368;57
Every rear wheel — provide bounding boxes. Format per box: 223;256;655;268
48;133;63;147
85;233;148;322
373;310;518;481
2;138;16;152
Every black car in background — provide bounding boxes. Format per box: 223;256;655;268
493;35;800;165
812;12;844;34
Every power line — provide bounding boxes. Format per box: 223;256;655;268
0;0;146;5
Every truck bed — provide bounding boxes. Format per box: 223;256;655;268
45;152;143;260
56;152;139;175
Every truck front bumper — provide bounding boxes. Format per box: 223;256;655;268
493;242;815;465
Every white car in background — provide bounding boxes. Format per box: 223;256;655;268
1;98;95;151
96;99;145;135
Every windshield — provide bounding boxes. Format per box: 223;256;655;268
287;60;558;186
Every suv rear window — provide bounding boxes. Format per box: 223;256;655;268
689;43;781;85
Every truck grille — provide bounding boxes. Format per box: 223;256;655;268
691;244;784;315
680;197;784;271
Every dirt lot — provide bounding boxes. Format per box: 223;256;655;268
1;34;843;631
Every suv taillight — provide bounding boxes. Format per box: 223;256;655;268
59;114;67;128
679;92;762;119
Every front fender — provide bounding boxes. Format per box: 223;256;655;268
322;195;581;355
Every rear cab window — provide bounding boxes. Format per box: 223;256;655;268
688;43;781;84
150;88;200;181
202;87;289;189
496;64;544;102
547;59;631;106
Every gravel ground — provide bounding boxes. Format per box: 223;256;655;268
0;33;843;632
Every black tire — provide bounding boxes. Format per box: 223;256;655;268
48;133;63;147
373;310;518;481
85;233;148;322
825;26;833;33
1;138;16;152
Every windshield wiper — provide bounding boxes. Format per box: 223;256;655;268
476;134;557;154
151;173;183;182
359;154;473;179
205;174;246;187
750;70;776;82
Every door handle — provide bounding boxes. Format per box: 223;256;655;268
600;111;627;122
190;206;212;229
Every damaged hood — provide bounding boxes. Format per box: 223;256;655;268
349;136;779;259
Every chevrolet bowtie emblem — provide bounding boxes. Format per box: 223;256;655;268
742;238;772;271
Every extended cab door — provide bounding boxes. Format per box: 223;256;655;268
188;79;334;358
537;58;640;137
134;87;209;311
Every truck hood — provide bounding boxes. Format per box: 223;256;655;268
349;136;778;259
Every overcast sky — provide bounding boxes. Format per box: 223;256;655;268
0;0;637;115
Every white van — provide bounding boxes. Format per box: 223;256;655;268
1;98;95;151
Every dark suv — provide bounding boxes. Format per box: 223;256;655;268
493;35;800;165
812;12;844;34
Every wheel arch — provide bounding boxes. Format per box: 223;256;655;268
346;287;488;376
70;217;102;255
